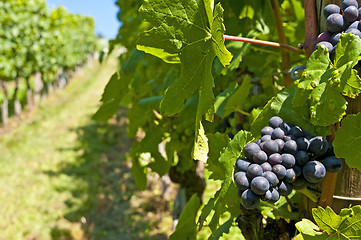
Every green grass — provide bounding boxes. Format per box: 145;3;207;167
0;56;173;240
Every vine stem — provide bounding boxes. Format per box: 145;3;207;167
223;35;302;54
318;123;340;208
303;0;318;57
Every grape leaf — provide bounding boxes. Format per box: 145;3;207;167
137;0;232;163
199;131;253;235
207;132;230;180
295;206;361;239
334;33;361;68
334;113;361;172
309;82;347;126
169;194;201;240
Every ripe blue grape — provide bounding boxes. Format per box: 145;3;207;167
236;158;251;172
260;162;272;172
303;161;326;183
247;164;263;179
326;13;345;33
241;189;260;209
293;165;302;177
271;127;285;140
261;126;274;136
262;171;279;187
278;181;293;196
285;168;296;183
274;139;284;152
330;32;341;45
261;135;272;142
269;116;283;128
324;4;341;18
317;32;333;43
295;150;310;166
345;28;361;38
244;142;261;159
272;164;287;179
296;137;309;151
323;156;343;173
262;190;272;201
269;188;280;203
253;150;268;164
263;140;279;155
283;140;298;155
342;0;358;10
251;176;270;195
288;126;304;138
281;153;296;168
268;153;282;166
316;41;334;53
309;137;328;156
234;171;250;190
280;122;291;133
344;6;359;22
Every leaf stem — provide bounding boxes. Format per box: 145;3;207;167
298;188;320;203
224;35;302;55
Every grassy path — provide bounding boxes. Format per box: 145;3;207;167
0;57;172;240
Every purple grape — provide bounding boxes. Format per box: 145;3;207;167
280;122;292;133
283;140;298;155
326;13;345;33
247;164;263;179
251;176;270;195
271;127;285;140
285;168;296;183
348;20;359;29
317;32;333;43
241;189;260;209
262;190;273;201
269;188;280;203
261;126;274;136
268;153;282;166
272;164;287;179
330;32;341;45
278;181;293;196
303;161;326;183
262;171;279;187
261;135;272;142
263;140;279;155
274;139;284;152
281;153;296;168
323;156;343;173
234;171;250;190
253;150;268;164
316;41;334;53
293;165;302;177
342;0;358;10
324;4;341;18
295;151;310;166
244;142;261;159
344;6;359;22
309;137;328;156
236;158;251;172
269;116;283;128
296;137;309;151
260;162;272;172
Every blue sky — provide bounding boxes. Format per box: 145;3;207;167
46;0;120;39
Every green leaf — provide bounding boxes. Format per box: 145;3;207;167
295;206;361;240
169;194;201;240
214;82;238;118
334;113;361;172
312;207;342;233
224;75;253;116
93;72;123;121
209;217;234;240
334;33;361;68
130;157;147;191
207;133;230;180
309;82;347;126
192;121;209;163
336;62;361;98
200;131;253;233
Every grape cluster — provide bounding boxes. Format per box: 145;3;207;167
234;116;343;209
316;0;361;54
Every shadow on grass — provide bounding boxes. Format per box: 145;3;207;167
46;109;169;240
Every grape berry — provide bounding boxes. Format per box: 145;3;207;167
234;116;342;209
